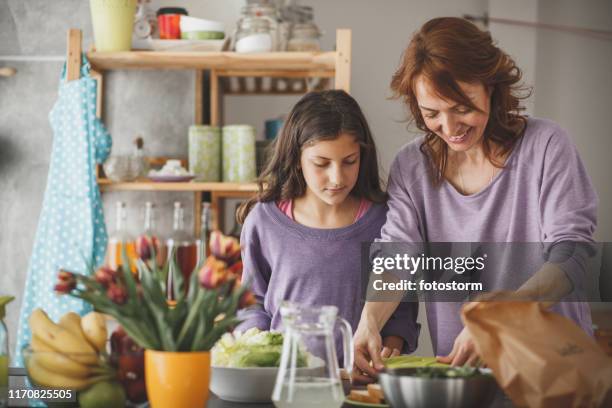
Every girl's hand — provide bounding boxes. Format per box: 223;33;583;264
436;327;482;367
353;317;384;384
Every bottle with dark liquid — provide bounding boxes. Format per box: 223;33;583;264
166;202;197;299
107;201;136;272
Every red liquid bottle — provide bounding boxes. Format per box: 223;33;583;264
166;202;197;300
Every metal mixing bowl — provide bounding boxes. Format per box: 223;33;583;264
379;367;499;408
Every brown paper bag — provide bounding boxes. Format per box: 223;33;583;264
462;301;612;408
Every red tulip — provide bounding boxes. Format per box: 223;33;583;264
227;260;243;278
54;270;76;294
239;290;257;309
94;266;116;288
199;256;230;290
107;283;128;305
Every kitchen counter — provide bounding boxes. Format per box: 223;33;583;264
7;368;515;407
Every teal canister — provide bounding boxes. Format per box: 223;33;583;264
189;125;221;182
222;125;256;182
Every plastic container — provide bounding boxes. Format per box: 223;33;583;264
90;0;137;51
222;125;256;182
157;7;188;40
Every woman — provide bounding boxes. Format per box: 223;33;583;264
353;17;597;379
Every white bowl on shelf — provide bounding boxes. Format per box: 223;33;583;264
148;38;226;52
180;16;225;33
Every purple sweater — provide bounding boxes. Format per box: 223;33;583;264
380;117;598;355
238;201;420;354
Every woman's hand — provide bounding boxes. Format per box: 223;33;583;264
436;326;482;367
381;335;403;359
352;315;385;384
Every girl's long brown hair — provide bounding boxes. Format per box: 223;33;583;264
237;90;387;224
391;17;530;185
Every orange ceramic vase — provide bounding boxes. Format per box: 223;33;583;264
145;350;210;408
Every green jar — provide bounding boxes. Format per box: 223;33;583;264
189;125;221;182
222;125;256;183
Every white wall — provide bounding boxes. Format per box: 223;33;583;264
534;0;612;241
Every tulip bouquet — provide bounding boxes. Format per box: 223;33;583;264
54;231;256;352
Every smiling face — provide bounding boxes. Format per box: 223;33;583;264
414;75;491;153
300;133;361;206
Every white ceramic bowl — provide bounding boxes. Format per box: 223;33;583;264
210;359;325;403
180;16;225;33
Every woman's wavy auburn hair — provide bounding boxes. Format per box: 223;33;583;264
237;90;387;224
391;17;530;185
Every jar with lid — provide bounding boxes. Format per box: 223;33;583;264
235;17;273;53
234;2;279;51
287;22;321;51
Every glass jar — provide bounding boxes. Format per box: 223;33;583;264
235;17;273;53
234;2;279;51
287;22;321;51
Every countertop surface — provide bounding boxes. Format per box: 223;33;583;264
6;368;515;407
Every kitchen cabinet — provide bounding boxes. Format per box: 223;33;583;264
65;28;352;233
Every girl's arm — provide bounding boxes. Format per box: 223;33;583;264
236;218;273;331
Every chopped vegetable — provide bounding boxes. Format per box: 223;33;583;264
212;328;307;368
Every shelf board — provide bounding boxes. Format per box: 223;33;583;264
87;50;337;72
98;179;258;193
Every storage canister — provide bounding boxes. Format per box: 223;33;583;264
189;125;221;182
222;125;256;182
90;0;137;51
157;7;188;39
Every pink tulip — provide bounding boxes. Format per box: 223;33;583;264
199;256;229;290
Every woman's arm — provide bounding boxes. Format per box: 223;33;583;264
354;154;423;380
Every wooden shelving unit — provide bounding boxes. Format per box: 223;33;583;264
67;28;351;232
98;180;258;193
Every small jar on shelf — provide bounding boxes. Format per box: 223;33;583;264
287;22;321;52
235;17;273;53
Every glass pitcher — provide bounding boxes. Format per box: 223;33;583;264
272;302;353;408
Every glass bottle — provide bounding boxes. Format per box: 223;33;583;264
166;202;197;300
107;202;136;272
142;201;166;267
228;202;243;239
196;202;213;266
0;296;14;408
130;136;148;179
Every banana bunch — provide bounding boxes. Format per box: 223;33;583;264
27;309;113;390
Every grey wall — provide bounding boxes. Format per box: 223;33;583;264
1;0;610;356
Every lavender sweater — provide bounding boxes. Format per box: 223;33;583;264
380;117;598;355
238;201;420;354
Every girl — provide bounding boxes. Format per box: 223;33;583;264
236;90;419;361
